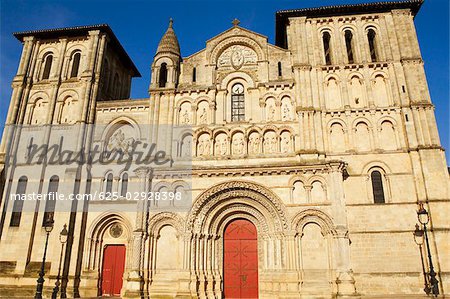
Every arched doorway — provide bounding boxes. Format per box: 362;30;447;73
223;219;258;298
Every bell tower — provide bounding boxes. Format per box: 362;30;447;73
150;19;181;90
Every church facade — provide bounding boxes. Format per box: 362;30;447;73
0;0;449;298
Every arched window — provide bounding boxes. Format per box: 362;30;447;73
322;32;332;65
159;63;168;88
43;175;59;226
120;173;128;197
10;176;27;227
344;30;355;64
105;173;113;194
112;73;120;97
70;52;81;78
367;29;378;62
278;62;282;77
371;170;385;203
103;60;110;93
192;67;196;83
231;83;245;122
42;54;53;80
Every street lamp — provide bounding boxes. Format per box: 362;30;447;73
34;218;54;299
51;224;68;299
413;223;430;295
416;202;439;297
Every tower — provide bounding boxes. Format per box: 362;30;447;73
150;19;181;90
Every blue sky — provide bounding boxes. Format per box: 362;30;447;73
1;0;448;161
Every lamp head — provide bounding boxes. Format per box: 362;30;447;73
417;202;429;224
413;223;424;245
44;219;54;233
60;224;68;244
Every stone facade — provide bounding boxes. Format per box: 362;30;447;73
0;1;448;298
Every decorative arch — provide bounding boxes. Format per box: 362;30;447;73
219;72;255;89
377;116;398;128
351;117;373;129
277;91;294;101
361;160;392;175
147;212;185;237
84;212;133;271
153;56;177;68
37;47;58;60
101;116;142;142
210;36;265;65
187;180;288;234
29;91;50;104
326;118;347;131
292;209;337;236
261;92;278;103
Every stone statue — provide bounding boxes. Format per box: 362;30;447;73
199;107;207;124
281;134;291;153
282;105;291;121
268;105;276;121
182;138;192;157
249;134;261;154
233;135;244;155
181;109;190;124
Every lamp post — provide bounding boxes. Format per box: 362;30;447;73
413;223;430;295
51;224;68;299
35;219;54;299
417;202;439;297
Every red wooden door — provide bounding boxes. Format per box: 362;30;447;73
102;245;126;296
224;219;258;298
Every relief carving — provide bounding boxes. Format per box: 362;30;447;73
218;45;257;70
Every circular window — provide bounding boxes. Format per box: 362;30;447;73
109;223;123;238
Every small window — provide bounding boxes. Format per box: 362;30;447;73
112;73;120;97
70;52;81;78
192;67;197;83
367;29;378;62
371;171;385;203
322;32;332;65
120;173;128;197
277;62;282;77
105;173;113;194
159;63;168;88
42;54;53;80
231;83;245;122
43;175;59;226
344;30;355;64
10;176;27;227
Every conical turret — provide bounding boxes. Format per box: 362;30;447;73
150;18;181;90
155;18;180;57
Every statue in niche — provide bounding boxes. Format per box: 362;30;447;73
232;135;244;155
198;138;210;156
106;129;135;158
248;134;261;154
199;107;207;124
263;134;277;153
281;134;291;153
181;109;190;125
182;138;192;157
268;105;276;121
282;105;291;121
215;136;228;156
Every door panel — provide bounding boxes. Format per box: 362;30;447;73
224;219;258;298
102;245;126;296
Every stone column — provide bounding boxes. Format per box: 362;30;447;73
124;167;152;298
328;162;357;297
